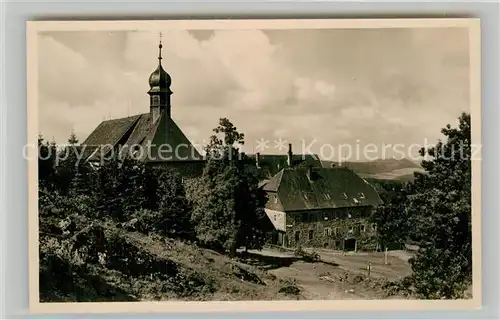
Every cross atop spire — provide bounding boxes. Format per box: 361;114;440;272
158;32;163;63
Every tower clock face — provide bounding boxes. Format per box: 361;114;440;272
152;95;160;106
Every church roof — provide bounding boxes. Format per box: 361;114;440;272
82;111;202;163
83;115;141;146
262;167;383;211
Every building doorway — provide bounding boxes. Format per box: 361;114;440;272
344;238;357;252
277;232;285;247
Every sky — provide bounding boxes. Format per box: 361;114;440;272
38;27;470;161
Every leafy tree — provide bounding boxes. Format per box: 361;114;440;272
404;112;472;299
190;118;267;256
369;179;411;249
204;117;244;161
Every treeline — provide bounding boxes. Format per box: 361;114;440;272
38;119;269;301
369;112;472;299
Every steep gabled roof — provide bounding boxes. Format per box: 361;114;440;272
81;111;202;163
82;115;142;146
264;167;383;211
144;110;202;162
262;170;284;192
123;113;154;146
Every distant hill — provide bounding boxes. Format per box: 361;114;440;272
321;158;425;182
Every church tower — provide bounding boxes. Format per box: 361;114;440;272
148;33;173;123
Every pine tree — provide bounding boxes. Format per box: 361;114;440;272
115;157;147;219
69;168;85;197
53;132;83;195
38;134;57;190
156;169;194;240
68;130;79;146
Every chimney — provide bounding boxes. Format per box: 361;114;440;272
256;152;261;168
287;143;293;167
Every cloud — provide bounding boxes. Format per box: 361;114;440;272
38;27;470;160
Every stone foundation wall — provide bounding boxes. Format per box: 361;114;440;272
284;206;378;251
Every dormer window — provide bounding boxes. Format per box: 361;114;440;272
132;145;141;158
325;193;331;200
342;192;348;199
359;192;366;199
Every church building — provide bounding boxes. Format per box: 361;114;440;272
80;37;205;177
80;37;325;179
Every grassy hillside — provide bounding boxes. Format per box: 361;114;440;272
40;220;302;302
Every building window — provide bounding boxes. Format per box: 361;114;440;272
342;192;348;199
152;95;160;106
360;224;366;232
324;193;331;200
324;228;332;236
348;226;353;233
372;223;377;231
359;192;366;199
334;227;339;236
273;214;277;221
294;231;300;242
308;230;314;240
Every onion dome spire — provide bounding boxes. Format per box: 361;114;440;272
148;32;172;89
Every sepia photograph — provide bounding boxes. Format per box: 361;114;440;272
27;19;481;313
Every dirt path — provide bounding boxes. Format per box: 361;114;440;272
248;248;413;300
311;249;412;281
